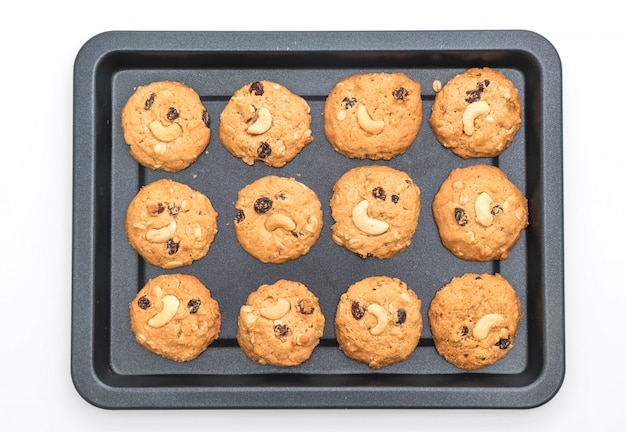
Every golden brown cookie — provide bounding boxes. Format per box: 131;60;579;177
429;67;522;159
432;164;528;261
126;179;218;269
334;276;422;369
428;273;522;370
218;80;314;167
234;176;323;263
330;165;420;259
129;273;221;362
237;279;325;367
121;81;211;172
323;72;423;160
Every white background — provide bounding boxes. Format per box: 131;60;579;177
1;1;623;430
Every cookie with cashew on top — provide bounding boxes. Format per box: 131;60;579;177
121;81;211;172
218;80;314;167
323;72;423;160
237;279;325;367
334;276;423;369
126;179;218;269
429;67;522;159
129;273;221;362
428;272;522;370
330;165;421;259
432;164;528;261
234;175;323;263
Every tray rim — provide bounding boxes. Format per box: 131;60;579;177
71;29;565;410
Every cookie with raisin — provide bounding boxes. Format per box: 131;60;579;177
125;178;218;269
429;67;522;159
237;279;325;367
323;72;423;160
334;276;422;369
129;273;221;362
330;165;420;259
121;81;211;172
428;272;522;370
233;176;323;263
432;164;528;261
218;80;314;167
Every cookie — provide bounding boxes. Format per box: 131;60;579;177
237;279;325;367
429;67;522;159
334;276;422;369
323;72;423;160
121;81;211;172
129;273;221;362
432;164;528;261
234;176;323;263
428;273;522;370
218;80;313;167
126;178;218;269
330;165;420;259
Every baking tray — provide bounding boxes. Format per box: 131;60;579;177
71;30;564;409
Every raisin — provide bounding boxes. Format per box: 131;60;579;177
187;299;201;314
202;110;210;127
166;239;179;255
491;205;503;216
351;301;366;320
391;194;399;203
257;142;272;158
454;207;469;226
249;81;264;96
137;296;151;310
144;93;155;110
254;197;273;214
392;87;409;101
235;209;245;223
340;96;357;109
372;186;386;200
396;309;407;325
495;338;511;350
274;323;290;337
166;107;179;121
151;202;165;215
168;204;180;216
297;299;315;314
460;325;469;337
464;79;491;103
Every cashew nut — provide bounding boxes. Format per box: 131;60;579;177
367;303;388;335
149;120;182;142
247;107;272;135
462;100;490;136
473;313;505;340
356;105;384;135
352;200;389;235
145;221;177;243
148;295;180;328
264;213;296;232
475;192;495;227
259;298;291;319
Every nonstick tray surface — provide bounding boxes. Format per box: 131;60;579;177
71;30;564;409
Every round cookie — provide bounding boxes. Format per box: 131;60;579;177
428;272;522;370
330;165;420;259
334;276;423;369
129;273;221;362
126;178;218;269
429;67;522;159
432;164;528;261
234;176;323;263
218;80;314;167
237;279;325;367
323;72;423;160
121;81;211;172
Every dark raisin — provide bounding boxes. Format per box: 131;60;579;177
249;81;264;96
137;296;151;310
460;325;469;337
297;299;315;314
257;142;272;158
372;186;386;200
202;110;210;127
187;299;201;314
166;239;179;255
340;96;357;109
392;87;409;101
254;197;273;214
491;205;503;216
351;301;366;320
464;80;491;103
168;204;180;216
495;338;511;350
274;323;290;337
151;202;165;215
235;209;245;223
391;194;399;204
454;207;469;226
144;93;155;110
166;107;179;121
396;309;407;325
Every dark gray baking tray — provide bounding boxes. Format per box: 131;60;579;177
71;30;564;409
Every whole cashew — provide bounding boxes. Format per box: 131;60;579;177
259;298;291;319
357;105;385;135
351;200;389;235
473;313;505;340
462;100;490;136
474;192;495;227
264;213;296;232
145;221;177;243
149;120;182;142
367;303;388;335
247;107;272;135
148;295;180;328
